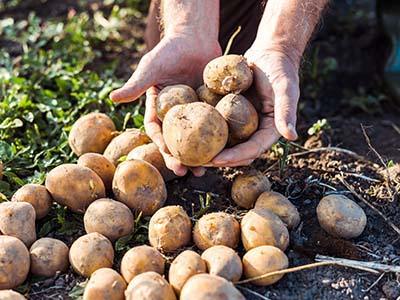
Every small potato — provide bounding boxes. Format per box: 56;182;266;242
84;198;134;242
255;191;300;229
196;84;223;106
0;290;27;300
241;207;289;251
193;212;240;250
201;245;243;282
231;170;271;208
125;271;176;300
83;268;126;300
69;233;114;278
180;274;245;300
242;245;289;286
163;102;228;166
168;250;206;295
78;153;115;192
203;54;253;95
30;238;69;277
0;202;36;247
120;245;165;283
317;194;367;239
103;128;151;166
69;112;116;156
11;184;53;219
0;236;30;290
156;84;198;121
148;205;191;252
45;164;105;213
112;159;167;216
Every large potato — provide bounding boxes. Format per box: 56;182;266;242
0;202;36;247
125;271;176;300
231;170;271;208
45;164;105;213
11;184;52;219
103;128;151;165
203;54;253;95
30;238;69;277
193;212;240;250
317;194;367;239
69;233;114;278
112;159;167;216
196;84;223;106
0;236;30;289
201;245;243;282
242;245;289;286
168;250;206;295
148;205;191;252
180;274;245;300
255;191;300;229
69;112;116;156
0;290;26;300
84;198;134;242
78;153;115;192
83;268;126;300
163;102;228;166
120;245;165;283
241;207;289;251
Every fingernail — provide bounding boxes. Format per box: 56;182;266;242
288;123;298;138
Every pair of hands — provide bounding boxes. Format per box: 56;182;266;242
110;33;300;177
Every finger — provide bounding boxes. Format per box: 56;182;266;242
159;148;188;177
204;159;254;168
190;167;207;177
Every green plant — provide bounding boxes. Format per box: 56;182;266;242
307;118;331;136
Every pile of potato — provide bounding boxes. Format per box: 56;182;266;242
0;54;368;299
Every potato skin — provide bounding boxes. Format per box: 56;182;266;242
241;207;289;251
69;233;114;278
168;250;206;295
69;112;116;156
148;205;191;252
120;245;165;283
0;290;27;300
255;191;300;229
45;164;105;213
193;212;240;250
201;245;243;282
112;159;167;216
0;202;36;247
317;194;367;239
125;271;176;300
163;102;228;166
11;184;52;219
180;274;245;300
0;236;30;290
196;84;223;106
83;268;126;300
242;245;289;286
30;238;69;277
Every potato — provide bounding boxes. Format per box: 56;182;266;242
317;194;367;239
203;54;253;95
78;153;115;192
196;84;223;106
193;212;240;250
103;128;151;165
45;164;105;213
168;250;206;295
180;274;245;300
11;184;52;219
112;159;167;216
69;233;114;278
120;245;165;283
0;290;26;300
231;170;271;208
83;268;126;300
125;271;176;300
255;191;300;229
0;202;36;247
148;205;191;252
241;207;289;251
69;112;116;156
30;238;69;277
242;245;289;286
126;143;176;181
215;94;258;145
156;84;198;121
163;102;228;166
201;245;242;282
0;236;30;289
